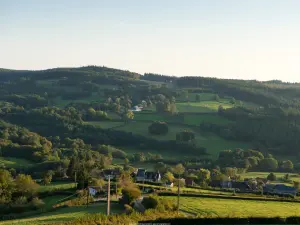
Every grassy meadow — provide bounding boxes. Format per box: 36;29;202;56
38;181;77;193
0;157;34;169
0;203;123;225
176;101;233;113
165;196;300;218
114;121;250;159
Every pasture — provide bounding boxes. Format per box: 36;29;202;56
176;101;233;113
0;202;123;225
176;92;216;102
115;121;251;159
0;157;33;169
38;181;77;193
183;114;232;126
84;121;124;129
164;196;300;218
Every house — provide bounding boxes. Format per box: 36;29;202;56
232;181;251;192
135;169;161;183
263;184;297;196
136;168;146;182
130;106;142;112
144;171;161;182
210;180;232;188
164;181;174;188
102;168;121;180
185;177;195;186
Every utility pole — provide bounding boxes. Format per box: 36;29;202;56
107;176;111;216
115;182;118;199
74;171;77;189
177;174;180;214
86;186;89;208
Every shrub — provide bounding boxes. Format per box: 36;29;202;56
124;204;134;215
267;172;277;181
148;122;168;135
30;197;45;209
120;187;141;205
141;196;158;209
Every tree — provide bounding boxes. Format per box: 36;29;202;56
43;170;54;185
230;97;236;104
267;172;277;181
214;94;220;102
172;163;185;213
0;169;15;203
90;178;106;189
163;171;175;183
15;174;39;196
197;168;210;182
123;110;134;122
67;156;79;179
195;94;201;102
172;163;185;176
132;152;146;162
281;160;294;171
260;158;278;171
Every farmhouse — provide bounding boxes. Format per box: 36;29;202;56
130;106;142;112
135;168;161;182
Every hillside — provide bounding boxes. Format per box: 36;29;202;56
2;66;300;224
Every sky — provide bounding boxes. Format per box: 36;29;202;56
1;0;300;82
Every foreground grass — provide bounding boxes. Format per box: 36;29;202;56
165;196;300;218
0;203;123;225
0;157;33;169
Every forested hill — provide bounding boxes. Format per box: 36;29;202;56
1;65;300;174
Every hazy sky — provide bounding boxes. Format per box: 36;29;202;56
1;0;300;81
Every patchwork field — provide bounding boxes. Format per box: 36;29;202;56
115;121;251;159
165;196;300;218
0;157;34;169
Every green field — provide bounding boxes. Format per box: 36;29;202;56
134;113;181;123
176;101;233;113
0;157;34;169
0;203;123;225
85;121;124;129
165;196;300;218
38;181;77;193
183;114;232;125
115;122;250;159
177;93;216;102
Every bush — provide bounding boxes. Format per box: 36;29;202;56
141;196;158;209
267;172;277;181
120;187;141;205
30;197;45;209
148;122;169;135
124;204;134;215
